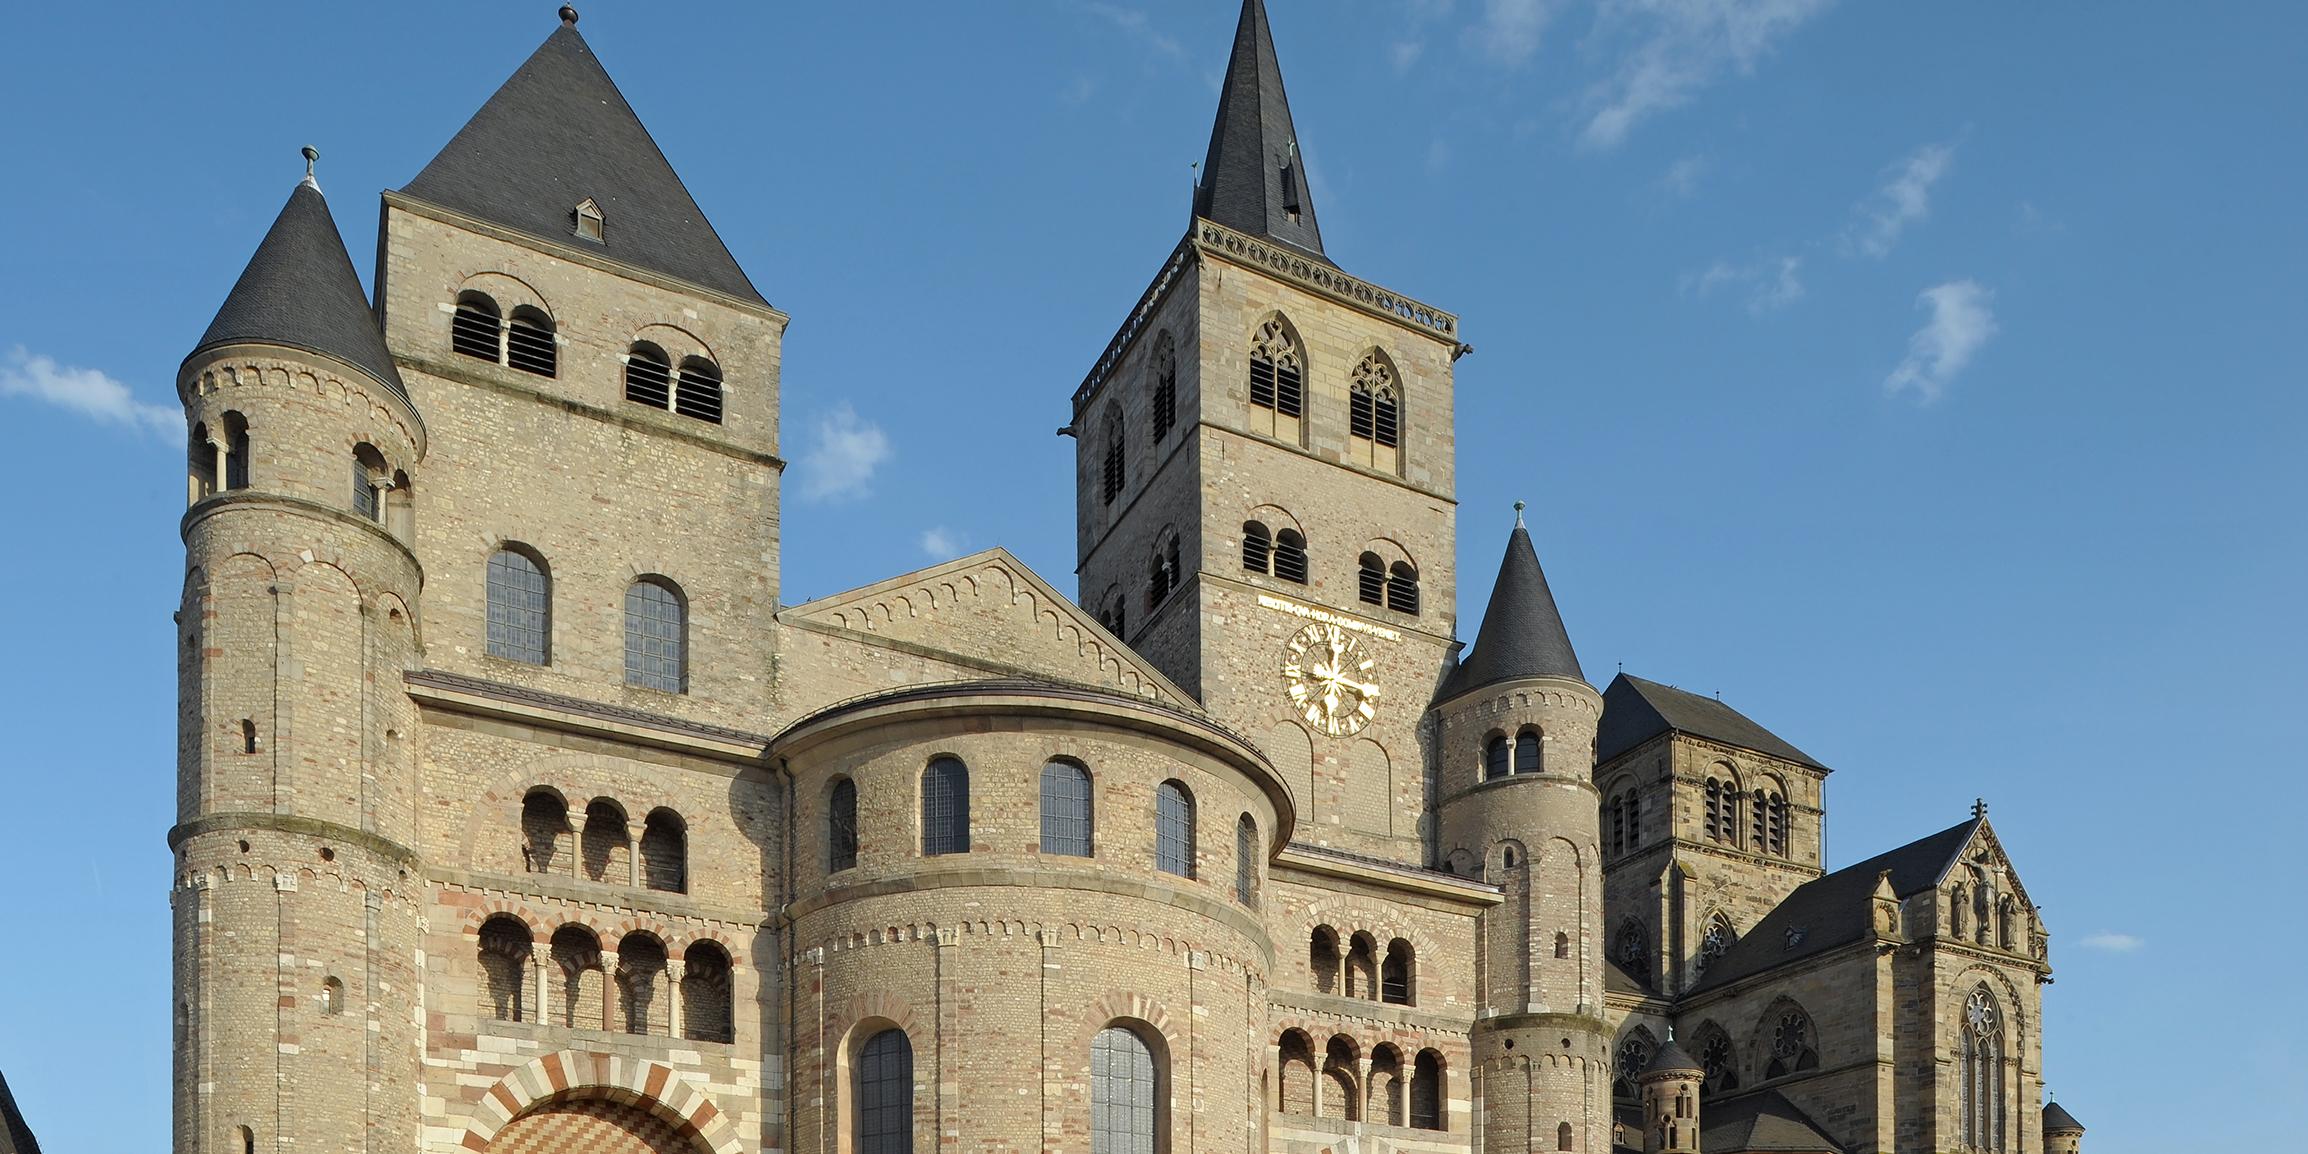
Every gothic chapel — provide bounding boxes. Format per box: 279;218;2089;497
168;4;2085;1154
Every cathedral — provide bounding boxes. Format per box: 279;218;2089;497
166;4;2088;1153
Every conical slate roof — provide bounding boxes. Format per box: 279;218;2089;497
1193;0;1329;262
0;1070;41;1154
192;177;407;400
2042;1102;2085;1133
402;18;764;304
1644;1038;1703;1076
1438;518;1584;700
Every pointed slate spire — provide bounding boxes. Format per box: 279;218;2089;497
1439;507;1585;700
2042;1101;2085;1134
401;17;764;304
1194;0;1329;261
193;157;407;401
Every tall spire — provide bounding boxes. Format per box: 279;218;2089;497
1438;511;1585;700
192;157;406;400
1194;0;1328;261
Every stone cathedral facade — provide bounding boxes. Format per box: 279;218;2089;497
166;4;2089;1154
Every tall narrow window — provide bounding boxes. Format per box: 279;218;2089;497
921;757;970;856
1102;410;1125;506
521;789;568;875
1485;735;1511;781
1357;553;1385;605
1409;1050;1443;1130
1040;761;1094;857
478;915;531;1022
1386;562;1420;614
623;342;672;408
1350;379;1376;440
1090;1025;1162;1154
624;579;687;692
675;357;724;424
581;799;628;884
505;306;557;377
857;1028;915;1154
1309;927;1340;994
639;809;686;893
1514;729;1542;775
1249;320;1303;432
1151;333;1177;443
615;933;667;1034
1235;814;1258;905
352;456;381;521
1154;780;1194;877
829;777;860;872
1242;522;1272;575
1960;988;2005;1152
486;547;550;665
680;941;734;1043
1381;940;1413;1005
1272;530;1308;584
222;412;250;490
1374;387;1400;448
1704;776;1738;844
451;292;502;361
1148;531;1181;610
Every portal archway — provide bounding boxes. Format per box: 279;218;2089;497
461;1050;743;1154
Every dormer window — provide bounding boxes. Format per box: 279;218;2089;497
573;198;604;243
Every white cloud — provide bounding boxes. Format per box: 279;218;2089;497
1850;141;1957;257
0;346;176;435
919;527;964;559
1391;40;1426;73
1579;0;1835;149
1084;2;1183;61
795;404;892;502
1474;0;1562;67
1884;280;1996;403
1682;254;1803;314
1661;153;1707;197
2078;932;2144;953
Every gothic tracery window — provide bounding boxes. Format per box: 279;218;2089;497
1960;987;2007;1152
1613;920;1650;982
1613;1030;1655;1101
1696;1029;1738;1095
1249;319;1304;434
1764;1007;1819;1078
1151;332;1177;444
1696;917;1735;977
1347;355;1402;467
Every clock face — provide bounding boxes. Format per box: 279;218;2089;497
1281;622;1380;737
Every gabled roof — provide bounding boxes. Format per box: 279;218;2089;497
192;178;407;401
1437;519;1585;701
1701;1089;1845;1153
1597;674;1825;770
0;1071;41;1154
401;18;764;305
1692;818;1980;991
1193;0;1330;262
2042;1101;2085;1133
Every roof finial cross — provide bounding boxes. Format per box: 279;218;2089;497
300;145;319;190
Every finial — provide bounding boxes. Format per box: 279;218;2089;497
300;145;320;189
1513;500;1526;528
1972;797;1988;819
559;4;579;25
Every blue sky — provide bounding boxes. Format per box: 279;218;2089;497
1;2;2301;1149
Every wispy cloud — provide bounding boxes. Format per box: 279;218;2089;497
1683;254;1804;314
919;527;965;559
795;404;892;502
1848;140;1958;257
1084;2;1183;60
2077;931;2144;953
1391;40;1426;73
0;346;176;435
1885;280;1996;403
1474;0;1563;67
1661;153;1708;198
1579;0;1835;150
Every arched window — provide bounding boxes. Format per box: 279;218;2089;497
521;789;569;875
1090;1025;1163;1154
1368;1045;1404;1127
1484;734;1511;781
639;809;686;893
1554;931;1570;959
1349;355;1402;468
189;422;219;501
675;357;724;423
1614;920;1650;982
486;546;550;665
1605;787;1642;858
624;578;687;693
452;291;502;361
1704;775;1738;844
921;757;970;856
1102;408;1125;506
615;932;666;1034
1098;586;1126;638
1147;530;1181;610
1321;1037;1360;1121
828;777;860;872
1386;562;1419;614
1764;1005;1820;1078
320;975;343;1015
1249;319;1304;427
478;915;531;1022
1344;932;1377;999
1613;1029;1656;1101
1040;761;1094;857
1752;787;1788;856
1309;926;1340;994
681;941;734;1043
239;1126;256;1154
1272;529;1308;584
856;1028;915;1154
1154;780;1195;877
1694;1025;1738;1095
1960;988;2006;1151
1357;552;1385;605
623;342;672;408
1382;939;1413;1004
1696;916;1735;977
1558;1121;1575;1151
505;306;557;377
1409;1050;1444;1130
1514;729;1542;775
1150;332;1177;443
352;443;387;521
1278;1031;1316;1115
581;799;629;883
221;412;250;490
1234;814;1258;905
1243;522;1273;575
549;926;603;1029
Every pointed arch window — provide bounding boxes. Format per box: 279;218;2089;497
1154;780;1195;878
921;757;970;856
1151;331;1177;443
1960;988;2006;1151
1695;1027;1739;1096
624;342;673;408
1613;920;1650;983
1272;529;1308;584
1102;409;1125;506
1357;552;1385;605
486;546;550;665
1349;355;1402;467
1765;1006;1820;1078
829;777;859;872
1249;320;1304;426
623;578;686;693
1613;1030;1655;1101
856;1027;915;1154
1696;916;1735;977
1090;1025;1163;1154
1243;522;1273;575
1040;760;1094;857
675;357;724;424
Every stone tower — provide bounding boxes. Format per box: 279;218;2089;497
1637;1036;1704;1154
172;160;427;1154
1071;0;1465;860
2043;1100;2085;1154
1434;514;1612;1154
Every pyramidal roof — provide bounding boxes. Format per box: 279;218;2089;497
1438;515;1585;701
1193;0;1330;262
401;16;764;305
193;174;407;400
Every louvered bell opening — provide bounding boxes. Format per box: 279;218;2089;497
1242;526;1271;574
451;300;501;361
1350;389;1375;440
1386;566;1420;615
1274;534;1308;585
623;353;672;408
1374;393;1401;448
1357;556;1385;605
1276;363;1304;418
675;361;724;423
505;316;557;377
1249;355;1278;409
